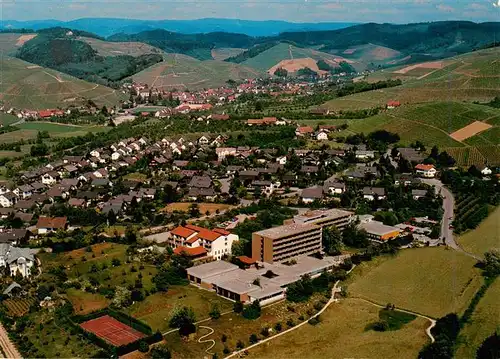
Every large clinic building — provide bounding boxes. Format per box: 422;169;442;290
252;209;354;264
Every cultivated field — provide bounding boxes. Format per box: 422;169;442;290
242;43;356;73
0;33;37;55
0;122;109;143
458;207;500;258
455;278;500;359
323;47;500;110
449;121;492;141
268;58;329;76
2;298;34;317
0;56;126;109
211;47;246;61
0;113;19;127
348;248;483;318
247;298;429;359
162;202;234;214
341;43;402;63
130;53;263;90
67;288;110;315
78;36;162;57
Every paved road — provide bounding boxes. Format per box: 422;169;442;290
0;323;21;359
420;178;480;259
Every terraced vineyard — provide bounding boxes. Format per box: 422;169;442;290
2;297;35;316
443;146;500;167
453;194;490;234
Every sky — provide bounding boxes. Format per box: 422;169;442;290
0;0;499;23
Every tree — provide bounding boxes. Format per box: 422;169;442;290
30;143;49;157
274;67;288;77
249;333;258;344
209;304;221;319
138;341;149;353
112;286;131;308
323;226;342;255
483;249;500;278
342;223;369;248
233;300;244;313
476;331;500;359
242;301;261;319
286;274;314;302
149;344;171;359
189;203;201;217
169;307;196;336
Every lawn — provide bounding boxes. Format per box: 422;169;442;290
458;207;500;258
126;285;233;333
455;278;500;359
66;288;110;314
166;293;329;358
0;113;18;127
347;247;483;318
16;122;109;137
247;298;430;359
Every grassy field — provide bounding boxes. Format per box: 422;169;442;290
166;293;330;358
78;36;162;57
211;47;246;61
247;298;429;359
126;285;233;333
458;207;500;258
347;248;482;318
0;122;109;143
130;53;263;90
0;33;37;55
0;113;19;127
455;278;500;359
162;202;235;214
0;56;126;109
66;288;110;314
323;47;500;110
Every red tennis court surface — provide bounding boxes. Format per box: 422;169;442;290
80;315;146;346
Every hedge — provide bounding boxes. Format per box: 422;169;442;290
72;307;153;335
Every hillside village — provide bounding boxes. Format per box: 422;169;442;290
0;17;498;359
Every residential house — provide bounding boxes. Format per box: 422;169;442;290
295;126;314;137
412;189;428;200
355;150;375;160
394;173;414;186
324;180;346;195
187;187;217;202
362;187;386;201
415;164;437;178
0;192;18;208
216;147;237;161
300;187;324;203
316;131;329;141
478;165;492;176
251;181;275;196
41;172;59;185
14;185;33;199
387;100;401;109
0;244;38;277
36;217;68;234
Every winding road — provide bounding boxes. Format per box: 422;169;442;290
198;326;216;354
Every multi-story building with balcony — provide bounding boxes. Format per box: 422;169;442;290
252;223;322;264
290;208;353;231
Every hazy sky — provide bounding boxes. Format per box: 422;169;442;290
1;0;499;22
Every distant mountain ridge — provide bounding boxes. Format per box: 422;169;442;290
0;18;357;37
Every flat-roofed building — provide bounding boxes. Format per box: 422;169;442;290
252;223;321;263
359;220;401;241
186;255;349;305
292;208;353;231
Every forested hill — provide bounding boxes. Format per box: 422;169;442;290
108;30;256;61
273;21;500;53
16;27;163;87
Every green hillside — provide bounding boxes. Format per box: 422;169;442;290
241;42;355;73
0;56;126;109
129;53;264;90
323;47;500;110
16;28;163;87
0;32;37;56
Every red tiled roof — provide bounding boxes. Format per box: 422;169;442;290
185;224;222;242
415;164;435;171
297;126;313;134
213;228;230;236
36;216;67;229
173;246;207;257
387;100;401;107
237;256;256;265
171;226;196;238
185;235;199;245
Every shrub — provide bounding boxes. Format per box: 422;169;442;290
221;334;227;342
236;340;244;349
249;333;259;344
209;305;221;320
138;341;149;353
298;315;305;321
274;322;282;332
372;321;389;332
233;300;244;313
314;302;324;311
286;319;295;328
169;307;196;336
242;301;261;320
308;316;320;326
260;327;269;337
149;344;171;359
223;347;230;354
